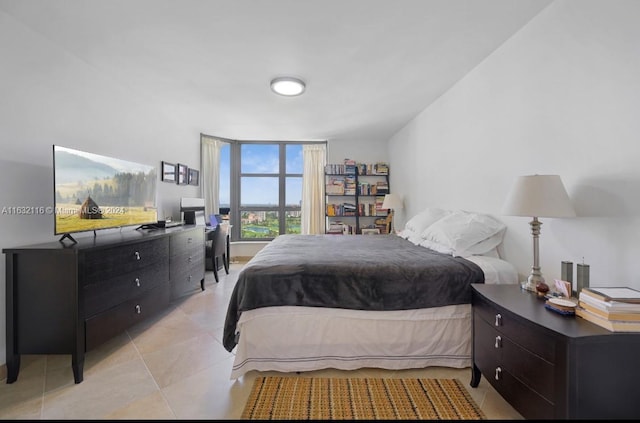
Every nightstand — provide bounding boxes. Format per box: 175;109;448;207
471;283;640;419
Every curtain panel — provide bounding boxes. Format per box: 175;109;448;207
301;144;326;234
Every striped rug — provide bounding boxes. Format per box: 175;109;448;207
241;377;486;420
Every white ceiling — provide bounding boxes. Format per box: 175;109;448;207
1;0;552;144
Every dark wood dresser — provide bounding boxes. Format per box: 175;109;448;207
4;225;205;384
471;283;640;419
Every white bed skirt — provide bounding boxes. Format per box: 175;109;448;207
230;304;472;379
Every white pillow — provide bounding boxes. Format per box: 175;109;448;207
404;207;451;234
398;229;424;245
460;228;506;256
418;238;454;255
420;210;506;256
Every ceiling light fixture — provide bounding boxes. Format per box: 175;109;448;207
270;77;306;96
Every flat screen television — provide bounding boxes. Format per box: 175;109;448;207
53;145;157;242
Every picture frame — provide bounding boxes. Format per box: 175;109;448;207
361;228;380;235
177;163;188;185
188;168;199;186
161;161;176;183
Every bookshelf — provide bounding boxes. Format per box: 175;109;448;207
325;160;390;235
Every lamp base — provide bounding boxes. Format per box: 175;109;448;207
521;280;538;292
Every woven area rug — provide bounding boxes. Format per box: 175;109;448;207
241;377;486;420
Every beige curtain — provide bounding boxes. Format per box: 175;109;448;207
301;143;327;234
201;134;224;218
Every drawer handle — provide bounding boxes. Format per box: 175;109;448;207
187;237;193;243
495;335;502;349
188;256;192;263
495;367;502;381
135;304;141;314
188;275;192;281
135;277;141;287
494;313;502;327
135;251;141;260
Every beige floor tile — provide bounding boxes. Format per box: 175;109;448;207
41;359;158;419
160;356;243;420
103;390;175;420
141;332;233;388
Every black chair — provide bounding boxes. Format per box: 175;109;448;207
205;224;229;283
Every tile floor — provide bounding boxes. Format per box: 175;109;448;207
0;263;523;420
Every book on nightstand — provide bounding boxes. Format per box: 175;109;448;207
581;287;640;303
578;301;640;321
575;307;640;332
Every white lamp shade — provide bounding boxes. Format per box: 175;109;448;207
502;175;575;218
382;193;403;210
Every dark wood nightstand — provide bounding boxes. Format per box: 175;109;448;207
471;283;640;419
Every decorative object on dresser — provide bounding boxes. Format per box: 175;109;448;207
502;174;575;292
381;193;403;234
471;284;640;419
3;226;205;384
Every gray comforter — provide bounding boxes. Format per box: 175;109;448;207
223;234;484;351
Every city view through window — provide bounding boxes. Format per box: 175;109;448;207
219;143;303;239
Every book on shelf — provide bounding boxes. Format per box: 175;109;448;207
578;291;640;312
578;301;640;321
575;307;640;332
325;176;345;195
581;287;640;303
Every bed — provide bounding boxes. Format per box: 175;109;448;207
223;208;517;379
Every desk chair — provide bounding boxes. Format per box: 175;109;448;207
205;224;229;283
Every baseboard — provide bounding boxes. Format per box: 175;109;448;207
0;362;6;382
231;256;252;264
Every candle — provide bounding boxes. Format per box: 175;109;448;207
576;263;590;294
561;261;573;283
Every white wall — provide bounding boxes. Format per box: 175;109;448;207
389;0;640;288
0;11;202;368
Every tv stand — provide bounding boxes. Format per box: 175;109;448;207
4;226;205;384
58;233;77;244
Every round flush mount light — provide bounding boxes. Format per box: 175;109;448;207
270;77;306;96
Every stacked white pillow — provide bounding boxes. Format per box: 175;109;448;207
397;207;450;245
399;208;506;257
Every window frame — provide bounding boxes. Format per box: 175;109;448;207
227;140;323;241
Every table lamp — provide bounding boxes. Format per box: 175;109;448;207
502;175;575;292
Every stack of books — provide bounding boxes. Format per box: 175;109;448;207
576;287;640;332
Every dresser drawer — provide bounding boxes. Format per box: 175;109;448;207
85;282;170;350
474;293;555;363
83;237;169;282
83;261;169;316
170;262;205;299
474;315;554;401
170;229;204;257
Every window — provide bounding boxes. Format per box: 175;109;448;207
226;141;310;241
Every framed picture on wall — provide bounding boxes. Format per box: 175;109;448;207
161;161;176;183
177;163;188;185
188;168;199;186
